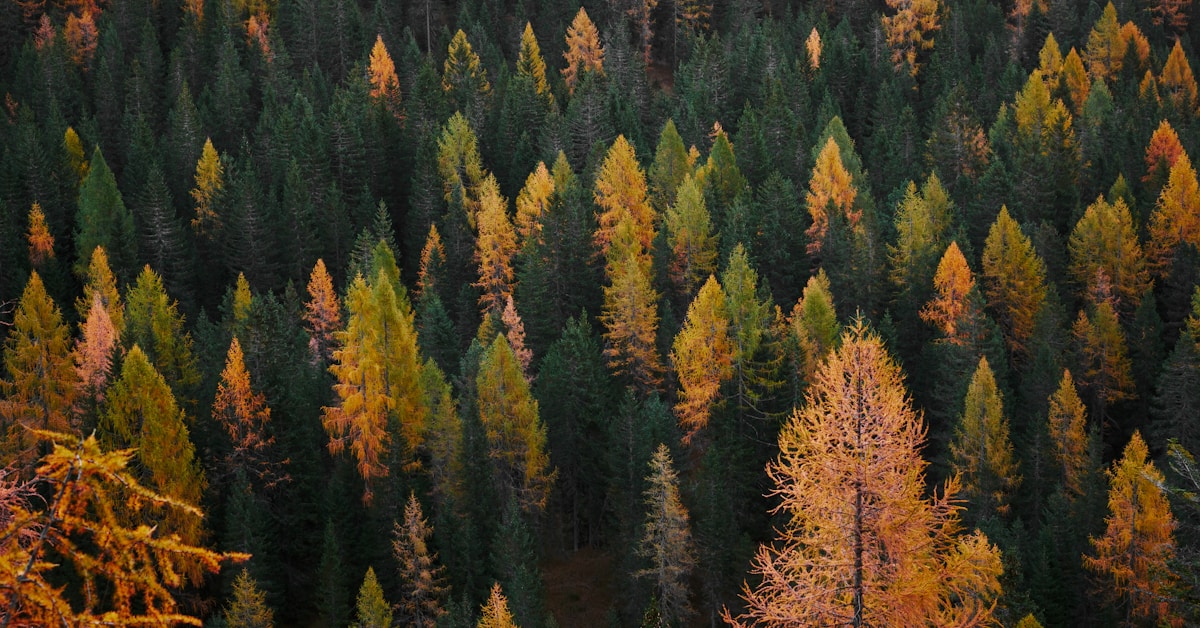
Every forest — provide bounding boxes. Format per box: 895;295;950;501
1;0;1200;624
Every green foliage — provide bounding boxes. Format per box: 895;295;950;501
75;148;138;284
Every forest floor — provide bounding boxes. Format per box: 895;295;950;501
542;547;616;625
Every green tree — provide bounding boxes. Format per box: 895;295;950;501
123;266;201;407
649;119;691;213
224;569;275;628
665;174;717;300
635;444;696;627
74;147;138;283
949;356;1021;519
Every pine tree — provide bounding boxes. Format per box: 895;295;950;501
729;321;1003;626
393;492;448;627
477;583;518;628
477;334;554;513
123;266;201;405
1;272;78;468
1085;432;1179;626
635;444;695;627
949;355;1021;518
562;7;604;94
353;567;393;628
670;275;733;442
190;137;224;237
442;29;490;127
224;569;276;628
1047;369;1090;497
304;258;342;363
75;147;137;283
665;174;717;298
981;206;1047;357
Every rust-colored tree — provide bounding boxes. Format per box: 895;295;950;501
728;321;1003;627
213;337;285;487
562;8;604;94
1084;432;1180;626
74;292;116;417
1142;120;1185;198
921;242;980;344
368;35;402;117
26;203;53;267
1047;369;1090;497
304;258;342;363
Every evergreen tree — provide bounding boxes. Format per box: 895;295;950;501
224;569;276;628
75;147;137;283
635;444;695;627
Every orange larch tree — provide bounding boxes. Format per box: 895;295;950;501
26;203;54;267
304;258;342;363
729;321;1003;627
562;7;604;94
601;217;664;394
805;136;857;256
1148;148;1200;275
73;291;117;419
474;176;517;317
920;241;979;343
1143;120;1186;198
501;295;533;378
981;206;1047;358
881;0;941;77
368;34;402;117
213;336;284;487
670;275;733;442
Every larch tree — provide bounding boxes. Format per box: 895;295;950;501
353;567;393;628
1142;120;1185;197
515;161;554;245
64;125;88;182
393;492;447;628
190;137;224;237
1149;0;1192;31
75;147;138;283
729;321;1003;627
1148;151;1200;275
0;272;78;468
476;334;554;513
635;444;696;627
1047;369;1090;498
1161;40;1198;115
921;241;982;344
74;291;117;418
888;173;956;314
213;337;283;487
629;0;659;68
665;173;717;298
304;258;342;363
1072;298;1135;429
722;244;775;419
367;35;401;116
501;295;533;377
881;0;941;77
475;175;517;317
670;275;733;442
437;111;487;220
517;23;552;104
1085;432;1179;626
562;7;604;94
1085;3;1125;82
76;244;125;337
949;356;1021;519
101;345;207;581
124;265;201;404
442;29;490;126
594;135;655;261
0;432;239;626
786;270;840;392
224;569;275;628
805;136;857;256
1068;195;1151;316
1061;48;1089;114
601;220;663;393
477;583;518;628
981;206;1047;358
26;202;54;267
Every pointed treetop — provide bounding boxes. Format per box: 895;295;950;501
443;29;490;97
77;245;124;338
477;583;517;628
1047;369;1090;496
1143;120;1186;186
304;259;342;363
805;136;857;255
190;138;224;237
1161;39;1198;114
562;7;604;94
515;161;554;244
921;241;976;340
517;22;551;103
671;274;733;441
27;203;54;266
368;34;402;113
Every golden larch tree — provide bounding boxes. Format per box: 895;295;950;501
417;225;446;299
805;136;858;255
1148;150;1200;274
477;583;517;628
1038;34;1063;87
368;34;402;116
787;269;840;388
670;275;733;442
562;7;604;94
393;492;448;628
601;235;664;393
190;137;224;237
729;321;1003;627
1068;195;1151;315
981;206;1048;357
437;112;487;219
304;258;342;363
1085;432;1180;626
442;29;491;97
74;291;117;413
64;125;89;182
1062;48;1090;115
921;241;978;343
517;22;552;104
881;0;941;77
1047;369;1090;497
806;27;822;69
950;356;1021;518
1085;3;1125;82
665;173;717;297
474;176;517;317
501;295;533;378
76;244;125;337
213;336;284;487
515;161;554;245
1161;40;1198;115
1072;298;1135;428
594;135;655;260
26;203;53;266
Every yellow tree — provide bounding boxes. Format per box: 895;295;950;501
920;242;979;344
368;34;402;116
1084;432;1179;626
0;432;240;626
729;321;1003;627
665;173;717;298
1161;40;1198;115
442;29;491;111
1072;298;1135;428
304;258;342;363
437;111;487;221
477;334;554;513
562;7;604;94
1047;370;1090;497
949;356;1021;518
888;173;955;307
516;23;552;104
477;583;517;628
670;275;733;442
881;0;941;77
1148;149;1200;275
1062;48;1089;115
213;337;284;487
474;176;517;317
76;244;125;337
1068;195;1151;316
1085;3;1125;82
805;136;857;256
601;230;663;393
26;203;54;267
64;126;89;182
515;161;554;245
190;137;224;237
594;135;655;260
1143;120;1186;199
981;206;1047;357
0;272;78;468
786;270;840;389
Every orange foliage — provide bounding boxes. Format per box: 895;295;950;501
501;295;533;378
74;292;116;407
474;176;517;316
213;337;285;487
368;35;402;116
1149;152;1200;274
246;14;271;62
1144;120;1186;187
562;8;604;94
594;135;655;261
64;10;97;68
805;137;858;255
26;203;54;266
671;275;733;442
1161;40;1198;114
304;259;342;363
921;242;977;342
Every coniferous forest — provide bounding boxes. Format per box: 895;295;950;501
4;0;1200;624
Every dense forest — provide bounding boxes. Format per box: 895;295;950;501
2;0;1200;624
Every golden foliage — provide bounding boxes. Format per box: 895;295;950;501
190;137;224;237
950;356;1021;517
1068;195;1151;314
1062;48;1089;115
477;583;518;628
1161;39;1198;114
562;7;604;94
881;0;941;76
64;126;88;182
1149;150;1200;274
474;176;517;317
981;206;1047;357
517;23;552;103
417;225;446;299
304;259;342;363
515;161;553;245
594;135;655;261
64;10;97;68
601;244;664;393
671;275;733;441
1047;370;1090;497
805;136;858;255
368;35;402;116
806;27;822;70
74;292;116;409
26;203;54;266
1085;3;1124;81
213;337;285;487
921;242;976;342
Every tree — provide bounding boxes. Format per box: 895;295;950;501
601;227;664;393
475;176;517;317
477;583;517;628
393;493;447;628
888;174;956;309
785;270;840;394
26;203;53;266
981;207;1047;358
1068;195;1150;316
0;432;239;626
1072;298;1134;429
75;147;137;283
516;23;551;104
670;275;733;441
368;35;401;115
74;292;117;417
515;162;554;246
805;136;857;256
1152;287;1200;452
1047;370;1090;497
1;272;77;468
1161;40;1197;115
721;244;775;421
76;244;125;337
594;135;655;261
213;337;284;487
636;444;695;627
1143;121;1185;198
665;174;717;298
881;0;941;76
562;7;604;94
304;258;342;363
949;356;1021;518
477;334;554;512
190;137;224;237
353;567;393;628
123;266;200;404
1149;0;1192;30
921;242;980;344
1148;151;1200;275
1085;3;1124;82
1084;432;1179;626
501;296;533;377
442;29;490;126
729;321;1003;627
649;119;690;214
224;569;275;628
